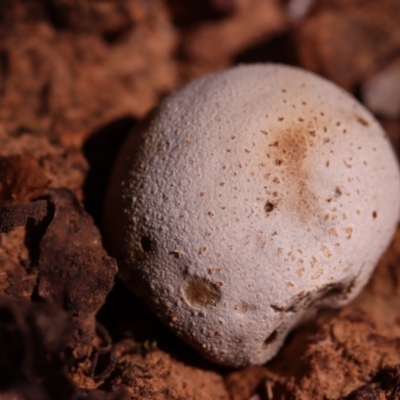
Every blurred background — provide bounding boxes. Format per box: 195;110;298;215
1;0;399;147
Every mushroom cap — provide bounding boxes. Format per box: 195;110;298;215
104;64;400;367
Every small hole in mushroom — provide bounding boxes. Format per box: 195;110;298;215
262;330;278;348
311;284;347;306
303;284;347;310
270;304;284;312
285;305;296;313
321;285;344;300
372;211;377;219
265;202;274;213
183;277;221;308
140;236;153;252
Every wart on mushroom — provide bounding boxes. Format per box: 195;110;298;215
104;64;400;367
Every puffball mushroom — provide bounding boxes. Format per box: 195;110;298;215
104;64;400;367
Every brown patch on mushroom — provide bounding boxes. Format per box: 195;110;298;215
355;115;369;126
183;277;221;308
234;302;256;313
344;227;353;239
199;246;208;254
169;250;183;258
266;127;320;225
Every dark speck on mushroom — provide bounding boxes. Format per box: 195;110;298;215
262;329;278;348
265;202;274;213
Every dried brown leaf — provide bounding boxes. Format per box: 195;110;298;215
36;188;117;348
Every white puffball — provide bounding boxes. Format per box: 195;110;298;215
104;64;400;367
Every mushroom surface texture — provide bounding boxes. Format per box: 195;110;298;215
104;64;400;367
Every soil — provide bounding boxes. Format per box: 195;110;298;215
1;0;400;399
